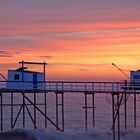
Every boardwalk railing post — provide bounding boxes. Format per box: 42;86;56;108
85;83;86;91
62;82;64;91
92;83;94;91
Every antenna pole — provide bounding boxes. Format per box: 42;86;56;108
112;63;129;79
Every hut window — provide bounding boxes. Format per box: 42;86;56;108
133;75;140;80
14;74;20;80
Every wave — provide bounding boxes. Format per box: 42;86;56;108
0;128;140;140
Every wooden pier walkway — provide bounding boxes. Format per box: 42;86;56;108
0;80;140;140
0;80;139;93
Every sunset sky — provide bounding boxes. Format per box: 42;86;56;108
0;0;140;81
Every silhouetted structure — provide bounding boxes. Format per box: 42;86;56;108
0;61;140;140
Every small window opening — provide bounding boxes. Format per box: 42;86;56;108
14;74;20;80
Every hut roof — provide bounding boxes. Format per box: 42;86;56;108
9;69;43;74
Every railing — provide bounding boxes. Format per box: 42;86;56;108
45;81;123;92
0;80;128;93
0;80;140;93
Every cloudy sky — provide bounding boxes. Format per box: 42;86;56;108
0;0;140;80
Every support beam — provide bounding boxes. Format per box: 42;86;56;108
124;92;127;129
34;92;37;129
22;93;63;132
44;92;47;128
84;92;88;131
92;93;95;128
25;104;37;128
56;92;58;130
19;61;47;65
117;94;120;140
55;91;64;131
0;92;3;131
114;94;124;122
124;80;127;129
134;93;137;128
11;92;14;129
23;92;25;128
112;94;116;140
84;92;96;131
12;105;23;128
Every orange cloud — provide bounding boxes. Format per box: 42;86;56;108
0;11;140;81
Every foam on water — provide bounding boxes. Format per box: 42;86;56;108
1;128;140;140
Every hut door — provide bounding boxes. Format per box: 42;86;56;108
33;73;37;89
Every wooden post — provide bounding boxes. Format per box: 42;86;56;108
55;91;64;131
92;93;95;128
34;92;36;129
84;92;88;131
22;92;25;128
112;93;115;140
124;80;127;129
55;92;58;131
134;93;136;128
44;92;47;128
117;94;120;140
0;92;3;131
11;92;13;129
62;92;64;131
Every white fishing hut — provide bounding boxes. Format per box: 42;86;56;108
7;61;47;90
